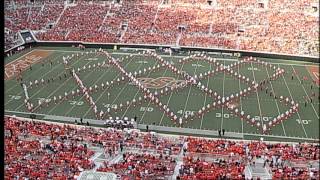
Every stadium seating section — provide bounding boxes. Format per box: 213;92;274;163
5;116;319;179
4;0;319;56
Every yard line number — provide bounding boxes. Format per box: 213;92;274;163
69;100;84;106
9;95;22;100
248;67;260;71
296;119;312;125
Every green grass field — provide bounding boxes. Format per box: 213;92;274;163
5;47;320;142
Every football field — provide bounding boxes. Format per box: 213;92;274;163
4;47;319;142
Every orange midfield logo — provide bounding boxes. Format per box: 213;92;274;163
135;77;187;89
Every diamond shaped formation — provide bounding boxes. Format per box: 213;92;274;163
23;49;300;134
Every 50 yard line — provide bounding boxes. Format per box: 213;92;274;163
120;60;159;119
139;64;170;123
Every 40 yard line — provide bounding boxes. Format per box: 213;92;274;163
84;58;142;116
250;62;264;127
237;65;244;135
220;60;226;131
158;62;186;126
200;63;212;129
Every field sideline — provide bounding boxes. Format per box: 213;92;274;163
4;47;319;142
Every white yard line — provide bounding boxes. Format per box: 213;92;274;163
82;57;137;118
200;64;212;129
45;57;97;114
140;65;170;123
120;61;159;119
220;61;226;130
291;65;319;119
108;65;141;106
5;53;67;106
265;66;287;136
237;65;244;135
279;65;308;138
158;63;186;126
250;62;264;127
69;60;115;117
182;61;199;118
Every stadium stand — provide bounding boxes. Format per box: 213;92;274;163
4;0;319;56
5;116;319;179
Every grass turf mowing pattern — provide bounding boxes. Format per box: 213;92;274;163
4;48;320;141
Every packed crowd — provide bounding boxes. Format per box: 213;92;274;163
5;116;319;179
5;116;95;179
98;152;177;179
186;137;320;161
5;0;64;50
178;156;246;179
5;0;319;56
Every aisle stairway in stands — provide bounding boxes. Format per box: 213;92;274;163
245;158;272;180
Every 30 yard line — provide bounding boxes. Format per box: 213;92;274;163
237;65;244;135
46;55;101;114
200;63;212;129
291;65;319;119
279;64;308;138
250;62;264;127
265;66;287;136
220;60;226;130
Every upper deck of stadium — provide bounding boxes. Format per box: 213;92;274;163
4;0;320;57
